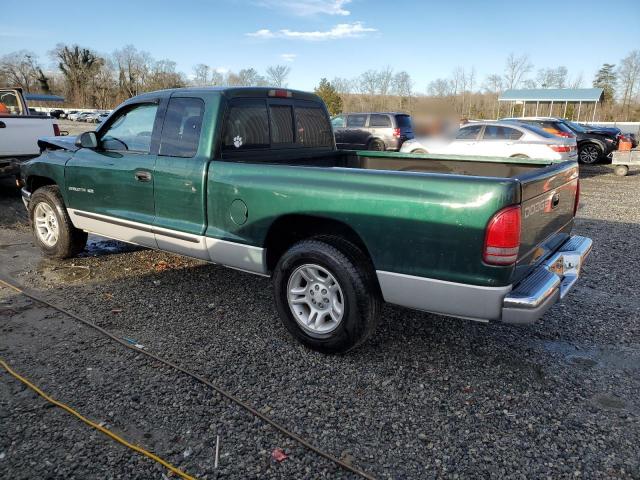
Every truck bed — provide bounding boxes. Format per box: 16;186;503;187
232;148;561;179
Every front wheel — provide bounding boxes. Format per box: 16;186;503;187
614;165;629;176
273;237;381;353
578;143;602;164
29;186;87;259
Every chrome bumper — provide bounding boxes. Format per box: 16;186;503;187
501;235;592;324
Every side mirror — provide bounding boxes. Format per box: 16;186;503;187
75;131;98;149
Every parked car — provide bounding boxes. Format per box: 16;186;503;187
82;112;110;123
67;111;84;121
401;122;577;161
49;109;65;119
502;117;618;164
21;87;591;353
576;122;638;148
77;112;96;122
332;112;414;151
0;88;60;180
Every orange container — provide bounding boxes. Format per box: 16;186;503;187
618;138;632;151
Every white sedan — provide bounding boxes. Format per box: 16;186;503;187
401;122;578;161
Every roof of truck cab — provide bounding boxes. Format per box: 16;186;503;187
124;86;323;103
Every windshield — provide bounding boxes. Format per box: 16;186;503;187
563;120;587;133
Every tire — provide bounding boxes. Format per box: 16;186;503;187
511;154;529;159
272;236;381;353
578;143;602;165
412;149;427;154
368;139;385;151
614;165;629;177
29;185;87;259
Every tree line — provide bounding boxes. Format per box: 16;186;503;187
1;43;639;121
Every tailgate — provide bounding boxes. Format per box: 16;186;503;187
515;161;579;281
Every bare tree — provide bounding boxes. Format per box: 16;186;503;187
52;44;104;106
112;45;151;100
192;63;210;86
503;53;532;89
427;78;451;97
0;50;41;91
392;71;413;110
265;65;291;87
618;50;640;119
483;74;503;94
146;59;185;91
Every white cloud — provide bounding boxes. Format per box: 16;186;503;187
280;53;297;62
256;0;351;16
247;22;376;41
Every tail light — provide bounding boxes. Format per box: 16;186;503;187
573;180;580;217
549;145;571;153
392;128;401;138
483;205;521;265
556;131;575;138
53;123;60;136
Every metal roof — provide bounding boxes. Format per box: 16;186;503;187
499;88;603;102
24;93;65;103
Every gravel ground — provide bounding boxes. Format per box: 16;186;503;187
1;164;639;479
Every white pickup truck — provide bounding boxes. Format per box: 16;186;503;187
0;88;60;180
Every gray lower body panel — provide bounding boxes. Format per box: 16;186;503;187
377;235;592;325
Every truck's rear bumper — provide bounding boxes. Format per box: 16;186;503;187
501;235;592;324
376;235;592;325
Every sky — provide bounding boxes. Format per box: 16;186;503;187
1;0;639;91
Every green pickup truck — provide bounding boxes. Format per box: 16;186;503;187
20;87;592;353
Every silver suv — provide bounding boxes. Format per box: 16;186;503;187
332;112;414;151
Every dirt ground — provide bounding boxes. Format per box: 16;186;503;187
1;164;639;479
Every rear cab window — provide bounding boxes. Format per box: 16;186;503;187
221;96;333;155
0;90;24;115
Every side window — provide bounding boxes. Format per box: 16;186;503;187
159;97;205;158
504;127;523;140
101;103;158;153
270;105;294;144
223;100;269;149
0;91;23;115
369;114;391;128
296;106;333;148
455;125;482;140
346;114;367;128
331;115;345;128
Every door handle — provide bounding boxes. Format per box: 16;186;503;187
0;121;6;128
134;170;152;182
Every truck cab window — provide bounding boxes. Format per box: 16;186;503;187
270;105;294;144
0;91;23;115
296;106;333;148
101;104;158;153
223;101;269;149
159;98;205;157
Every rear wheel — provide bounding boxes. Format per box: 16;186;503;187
29;186;87;259
578;143;602;164
368;139;385;151
511;154;529;159
273;237;381;353
412;148;427;154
